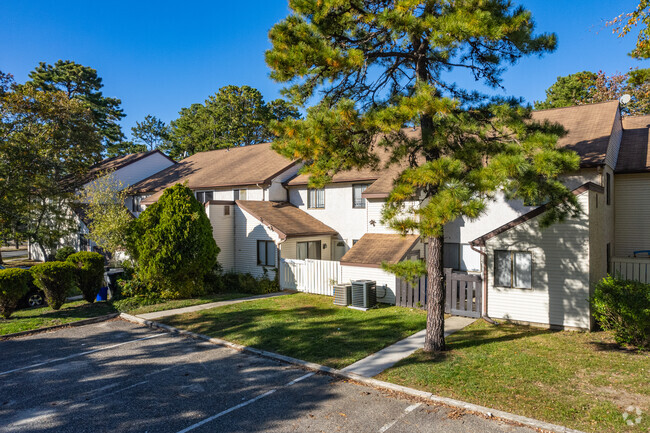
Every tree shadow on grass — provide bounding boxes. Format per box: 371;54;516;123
8;302;118;321
446;323;557;351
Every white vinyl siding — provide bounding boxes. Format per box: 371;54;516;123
206;203;235;272
485;191;592;329
234;206;280;279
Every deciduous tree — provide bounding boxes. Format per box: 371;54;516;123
131;115;170;151
266;0;581;352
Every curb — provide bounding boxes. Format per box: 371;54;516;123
0;313;120;340
119;313;585;433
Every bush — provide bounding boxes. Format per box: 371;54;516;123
218;271;280;295
127;184;219;299
591;275;650;349
0;268;32;318
54;246;76;262
30;262;77;310
67;251;105;303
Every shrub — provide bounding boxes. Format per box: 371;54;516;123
0;268;32;318
30;262;77;310
127;184;219;299
591;275;650;349
54;246;76;262
67;251;105;303
216;271;280;295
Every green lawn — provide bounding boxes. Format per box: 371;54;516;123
161;292;427;369
114;292;252;315
0;301;118;336
377;320;650;433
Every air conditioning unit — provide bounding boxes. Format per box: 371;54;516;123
350;280;377;310
333;284;352;306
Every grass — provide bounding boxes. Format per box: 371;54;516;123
0;301;118;336
113;292;252;315
376;320;650;433
0;292;254;336
161;292;427;369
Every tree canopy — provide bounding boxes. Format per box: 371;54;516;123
610;1;650;59
165;85;300;159
26;60;125;153
0;71;103;259
266;0;581;352
131;115;171;151
535;69;650;115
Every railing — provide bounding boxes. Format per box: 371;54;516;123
611;257;650;283
279;258;341;296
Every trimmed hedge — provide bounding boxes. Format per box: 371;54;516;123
591;275;650;349
31;262;77;310
54;246;76;262
67;252;105;303
0;268;32;318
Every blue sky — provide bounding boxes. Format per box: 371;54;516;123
1;1;645;139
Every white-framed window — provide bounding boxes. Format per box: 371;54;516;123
494;250;532;289
234;189;247;201
307;188;325;209
257;240;276;266
297;240;321;260
352;184;369;208
195;191;213;203
131;196;142;213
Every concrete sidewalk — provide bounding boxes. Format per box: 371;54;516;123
341;316;477;377
136;291;291;320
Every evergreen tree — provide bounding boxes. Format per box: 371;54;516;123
266;0;581;352
131;115;171;151
26;60;125;153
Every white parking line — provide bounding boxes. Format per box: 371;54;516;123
378;403;422;433
0;333;165;377
176;372;316;433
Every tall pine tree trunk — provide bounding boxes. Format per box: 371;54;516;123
424;235;445;352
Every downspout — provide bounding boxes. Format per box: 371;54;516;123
470;243;498;325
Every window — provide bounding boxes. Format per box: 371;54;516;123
131;196;142;213
297;241;321;260
495;250;532;289
606;173;611;205
352;239;359;246
606;243;611;274
234;189;247;201
307;188;325;209
195;191;213;203
443;243;460;270
257;240;276;266
224;205;230;216
352;184;368;208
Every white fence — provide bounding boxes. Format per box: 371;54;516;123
279;258;341;296
611;257;650;283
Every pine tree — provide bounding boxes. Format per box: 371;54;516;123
266;0;581;352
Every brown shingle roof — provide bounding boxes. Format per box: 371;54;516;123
617;115;650;173
531;100;619;167
340;233;420;268
130;143;297;195
235;200;338;240
63;150;173;190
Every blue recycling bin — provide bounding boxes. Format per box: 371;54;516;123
96;286;109;301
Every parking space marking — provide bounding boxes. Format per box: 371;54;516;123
0;333;165;377
378;403;422;433
86;380;148;403
175;372;316;433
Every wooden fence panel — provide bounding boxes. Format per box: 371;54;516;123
279;258;341;296
611;257;650;284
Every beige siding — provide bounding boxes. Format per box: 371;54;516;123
485;192;591;329
605;108;623;170
340;265;398;304
615;172;650;256
234;206;280;279
207;203;235;271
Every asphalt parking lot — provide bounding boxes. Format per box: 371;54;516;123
0;319;537;433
